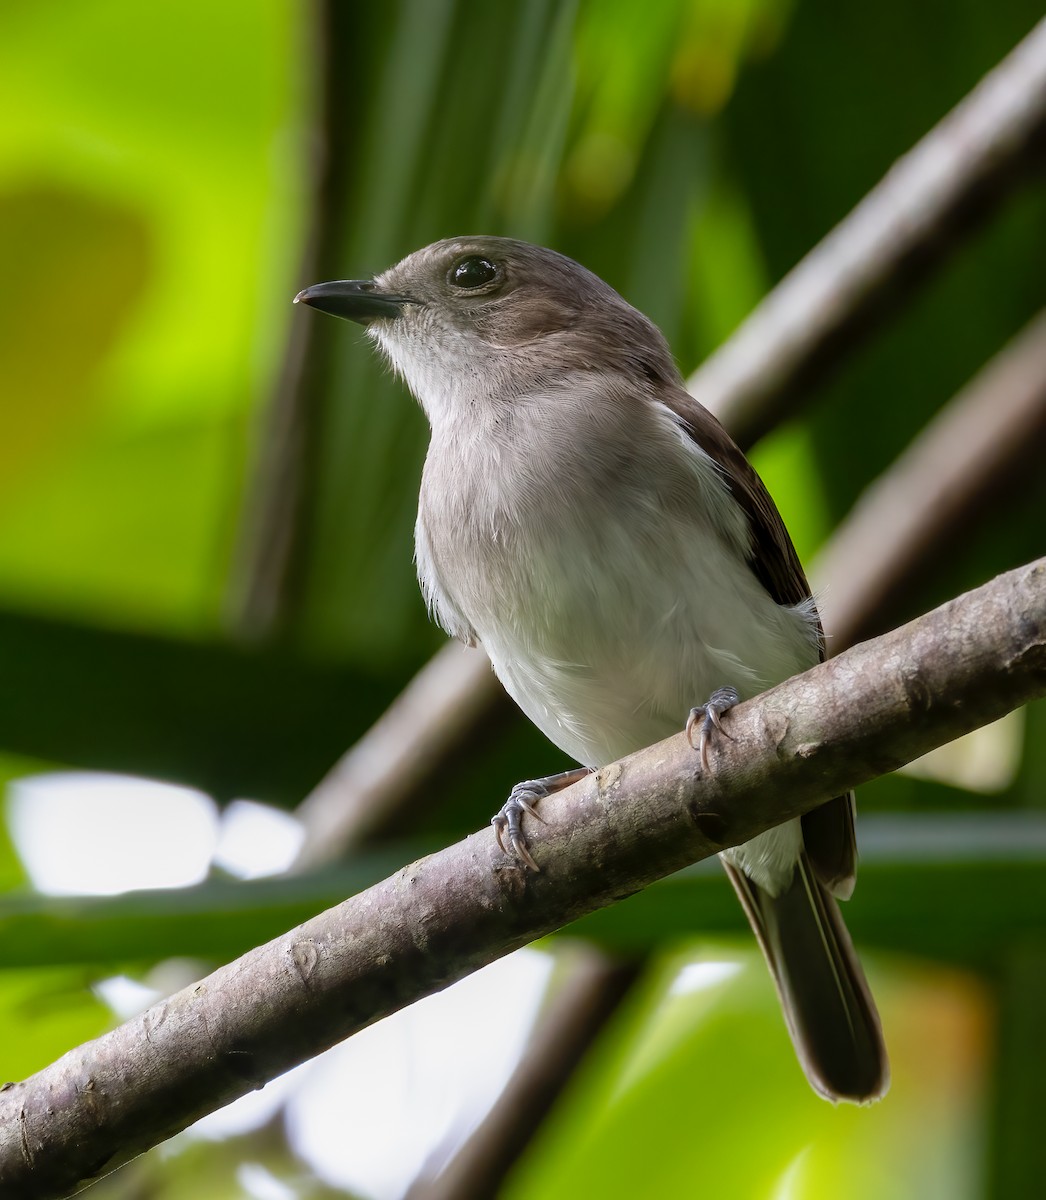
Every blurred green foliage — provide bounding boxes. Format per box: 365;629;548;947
1;0;1044;1196
0;0;303;633
507;950;989;1200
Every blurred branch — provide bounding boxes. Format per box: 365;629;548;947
987;943;1046;1196
688;16;1046;445
407;947;639;1200
2;559;1043;1199
228;1;376;640
292;641;504;866
813;309;1046;649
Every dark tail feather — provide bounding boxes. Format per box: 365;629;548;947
723;854;889;1103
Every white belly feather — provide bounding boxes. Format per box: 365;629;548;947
414;381;819;893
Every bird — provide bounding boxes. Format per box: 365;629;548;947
295;236;889;1103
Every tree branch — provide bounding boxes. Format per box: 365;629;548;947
687;15;1046;444
292;641;504;866
227;1;380;641
812;309;1046;648
2;559;1044;1198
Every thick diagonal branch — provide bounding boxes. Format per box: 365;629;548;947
1;558;1043;1199
687;16;1046;442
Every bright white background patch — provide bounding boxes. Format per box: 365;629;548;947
7;772;218;894
212;798;305;879
669;959;743;997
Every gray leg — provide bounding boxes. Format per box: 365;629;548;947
492;767;592;871
685;686;739;769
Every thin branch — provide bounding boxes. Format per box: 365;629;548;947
813;309;1046;649
406;947;639;1200
687;16;1046;444
987;944;1046;1195
292;642;504;867
227;1;367;641
2;559;1043;1199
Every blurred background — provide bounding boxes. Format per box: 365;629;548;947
1;1;1045;1197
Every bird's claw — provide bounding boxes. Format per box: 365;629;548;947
686;686;739;770
490;767;592;872
492;780;550;872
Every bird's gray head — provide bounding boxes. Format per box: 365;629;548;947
295;236;681;425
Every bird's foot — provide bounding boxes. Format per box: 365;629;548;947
686;686;740;770
492;766;592;871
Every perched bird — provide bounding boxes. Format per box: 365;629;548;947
295;237;889;1103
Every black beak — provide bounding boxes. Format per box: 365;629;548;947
293;279;411;324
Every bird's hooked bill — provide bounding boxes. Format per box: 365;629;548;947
294;279;409;324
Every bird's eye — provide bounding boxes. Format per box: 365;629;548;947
449;256;499;290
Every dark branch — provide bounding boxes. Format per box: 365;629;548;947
227;1;377;641
687;16;1046;445
405;947;639;1200
813;309;1046;648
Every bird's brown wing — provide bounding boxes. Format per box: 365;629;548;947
660;385;814;609
660;384;856;895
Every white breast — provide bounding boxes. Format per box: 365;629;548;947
415;376;819;892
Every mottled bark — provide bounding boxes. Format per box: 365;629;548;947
1;558;1044;1199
